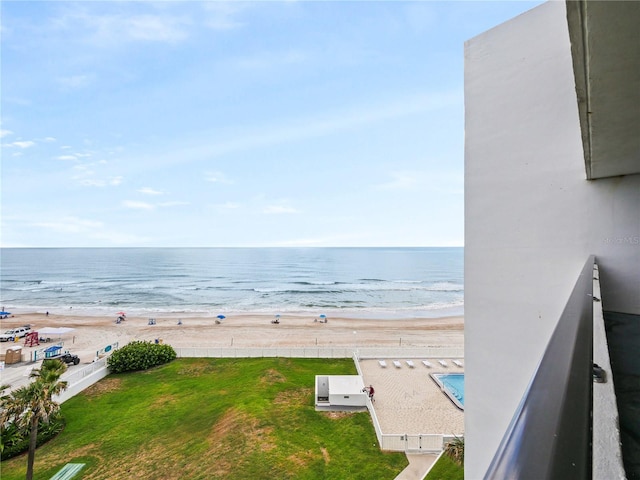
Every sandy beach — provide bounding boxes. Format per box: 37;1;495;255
0;312;463;362
0;312;465;441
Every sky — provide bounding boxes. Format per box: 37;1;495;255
1;0;543;248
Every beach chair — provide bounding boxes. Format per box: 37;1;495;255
393;360;402;368
378;360;387;368
453;360;464;367
406;360;415;368
422;360;432;368
438;360;448;367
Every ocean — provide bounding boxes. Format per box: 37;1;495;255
0;247;463;319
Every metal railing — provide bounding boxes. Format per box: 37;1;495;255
484;256;595;479
62;357;108;386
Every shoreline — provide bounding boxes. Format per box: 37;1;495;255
0;305;464;321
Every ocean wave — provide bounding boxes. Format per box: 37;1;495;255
253;282;463;294
0;279;43;285
1;247;464;316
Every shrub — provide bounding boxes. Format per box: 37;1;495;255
0;415;66;461
443;435;464;466
107;341;176;373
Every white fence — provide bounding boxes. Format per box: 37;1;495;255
31;342;65;362
352;352;460;453
175;345;464;360
55;358;110;404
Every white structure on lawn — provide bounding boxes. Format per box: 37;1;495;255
315;375;368;410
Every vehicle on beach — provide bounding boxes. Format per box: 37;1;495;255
55;351;81;365
0;326;30;342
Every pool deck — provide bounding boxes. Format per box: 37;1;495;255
359;358;464;479
360;358;464;435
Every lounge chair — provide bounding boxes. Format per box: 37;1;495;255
393;360;402;368
378;360;387;368
422;360;432;368
406;360;415;368
453;360;463;367
438;360;448;367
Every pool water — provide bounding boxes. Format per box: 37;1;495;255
434;373;464;408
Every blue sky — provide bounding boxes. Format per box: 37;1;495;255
1;1;542;248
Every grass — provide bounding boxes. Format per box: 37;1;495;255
424;452;464;480
0;358;408;479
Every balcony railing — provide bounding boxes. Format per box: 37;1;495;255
484;256;594;479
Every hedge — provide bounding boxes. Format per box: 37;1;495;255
107;341;176;373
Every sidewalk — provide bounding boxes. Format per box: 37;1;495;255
395;453;439;480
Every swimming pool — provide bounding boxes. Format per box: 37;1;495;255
431;373;464;410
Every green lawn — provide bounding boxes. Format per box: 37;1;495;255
1;358;408;479
424;453;464;480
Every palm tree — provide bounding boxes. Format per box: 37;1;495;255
0;383;10;454
0;359;68;480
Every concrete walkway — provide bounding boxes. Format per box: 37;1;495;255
395;453;439;480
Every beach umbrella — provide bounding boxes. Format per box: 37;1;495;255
319;314;327;319
0;311;11;316
116;311;126;316
275;314;281;318
217;315;226;320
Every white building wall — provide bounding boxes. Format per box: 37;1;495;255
464;2;640;478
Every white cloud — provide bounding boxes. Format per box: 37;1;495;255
122;199;186;210
57;74;95;89
55;8;191;46
211;202;240;212
235;50;306;70
263;205;299;214
88;230;151;245
374;170;464;193
267;232;368;247
129;14;190;42
77;176;122;187
153;90;462;167
57;154;78;161
376;171;421;191
158;201;189;207
5;140;35;149
32;216;104;234
122;200;155;210
44;137;57;142
201;2;248;30
205;171;233;184
0;129;14;138
138;187;163;195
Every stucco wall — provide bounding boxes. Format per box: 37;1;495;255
464;1;640;477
